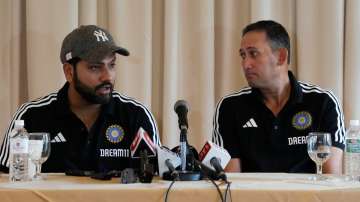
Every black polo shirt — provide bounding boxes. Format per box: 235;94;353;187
212;71;345;173
0;83;160;173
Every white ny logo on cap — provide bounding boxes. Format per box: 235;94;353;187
93;30;109;42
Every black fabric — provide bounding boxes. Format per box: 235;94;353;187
0;83;159;173
214;71;345;173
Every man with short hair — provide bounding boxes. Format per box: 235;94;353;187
212;20;344;173
0;25;160;173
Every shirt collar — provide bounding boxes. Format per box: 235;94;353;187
251;71;303;104
55;82;73;118
288;70;303;104
102;95;115;116
55;82;116;118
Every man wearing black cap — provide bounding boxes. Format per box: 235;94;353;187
0;25;160;174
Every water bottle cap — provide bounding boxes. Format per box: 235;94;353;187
14;120;25;127
349;120;359;126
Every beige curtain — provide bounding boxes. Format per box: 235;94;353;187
1;0;359;151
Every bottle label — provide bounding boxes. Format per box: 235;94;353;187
346;139;360;153
10;139;29;154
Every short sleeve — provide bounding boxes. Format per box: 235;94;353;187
319;92;345;150
212;98;241;158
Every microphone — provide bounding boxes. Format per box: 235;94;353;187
165;159;177;175
130;127;156;183
156;145;181;179
174;100;189;171
166;100;201;181
130;127;156;158
198;141;231;181
194;159;219;180
174;100;189;131
210;158;226;181
139;150;153;183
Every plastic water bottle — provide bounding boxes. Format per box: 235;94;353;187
344;119;360;180
9;120;29;182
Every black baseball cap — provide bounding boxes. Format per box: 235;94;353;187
60;25;129;64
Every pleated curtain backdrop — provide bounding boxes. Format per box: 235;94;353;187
0;0;359;150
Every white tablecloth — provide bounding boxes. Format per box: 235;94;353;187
0;173;359;202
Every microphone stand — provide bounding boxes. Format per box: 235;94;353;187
166;100;201;181
176;127;201;181
180;127;187;171
163;127;201;181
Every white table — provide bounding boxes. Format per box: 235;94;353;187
0;173;359;202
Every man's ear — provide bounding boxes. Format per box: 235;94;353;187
277;48;288;65
63;63;74;82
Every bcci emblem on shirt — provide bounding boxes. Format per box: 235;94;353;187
105;125;125;143
292;111;312;130
100;125;129;158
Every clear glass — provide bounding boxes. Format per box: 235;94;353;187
28;133;51;180
307;132;332;180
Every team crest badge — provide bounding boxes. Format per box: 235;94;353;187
105;125;125;143
292;111;312;130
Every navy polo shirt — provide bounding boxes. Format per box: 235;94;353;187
212;71;345;173
0;83;160;173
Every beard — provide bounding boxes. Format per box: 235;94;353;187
73;72;113;104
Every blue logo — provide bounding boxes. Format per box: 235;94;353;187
292;111;312;130
105;125;125;143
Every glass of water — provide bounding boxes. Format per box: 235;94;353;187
28;133;51;180
307;132;332;180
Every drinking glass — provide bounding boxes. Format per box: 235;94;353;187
28;133;51;180
307;132;332;180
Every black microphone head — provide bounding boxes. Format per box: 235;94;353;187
210;157;227;181
174;100;189;113
174;100;189;129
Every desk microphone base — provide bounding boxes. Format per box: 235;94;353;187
163;170;201;181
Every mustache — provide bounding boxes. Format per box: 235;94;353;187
95;82;113;91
